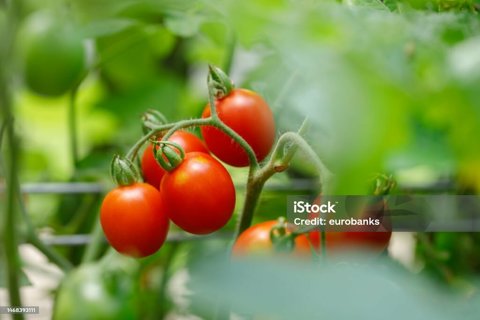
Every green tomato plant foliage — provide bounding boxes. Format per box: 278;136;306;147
2;0;480;319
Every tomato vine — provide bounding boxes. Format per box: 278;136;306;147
103;64;332;258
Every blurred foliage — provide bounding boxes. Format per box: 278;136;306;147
53;254;140;320
188;251;480;319
417;232;480;288
12;0;480;193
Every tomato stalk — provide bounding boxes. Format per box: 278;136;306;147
142;109;169;134
81;219;104;264
68;85;80;168
234;124;333;238
1;109;72;273
126;118;211;161
1;0;24;315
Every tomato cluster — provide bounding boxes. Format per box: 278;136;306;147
233;198;391;258
101;85;276;258
100;66;392;260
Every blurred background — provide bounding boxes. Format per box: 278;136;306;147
1;0;480;319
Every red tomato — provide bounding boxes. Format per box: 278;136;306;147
141;131;208;189
309;199;391;254
232;220;313;257
309;230;391;254
201;88;275;167
100;183;169;258
161;152;235;234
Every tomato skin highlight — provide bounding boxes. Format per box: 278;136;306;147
161;152;236;235
141;131;209;189
201;88;275;167
232;220;312;257
100;183;169;258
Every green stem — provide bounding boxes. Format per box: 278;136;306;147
1;0;24;316
235;178;265;238
234;122;332;238
81;218;104;264
205;74;259;169
0;151;74;273
125;123;175;160
321;229;327;261
269;132;333;193
68;86;79;167
2;116;23;319
157;243;179;319
160;118;212;141
14;184;73;272
0;117;7;150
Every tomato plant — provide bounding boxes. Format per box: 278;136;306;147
141;130;208;188
161;152;236;235
201;88;276;167
21;12;86;97
232;220;313;257
100;183;169;258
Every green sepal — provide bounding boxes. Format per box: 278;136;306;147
208;64;234;99
152;140;185;172
110;155;140;186
142;109;168;134
269;217;295;253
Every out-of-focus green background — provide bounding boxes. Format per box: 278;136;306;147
1;0;480;319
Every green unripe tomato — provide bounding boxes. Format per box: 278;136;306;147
21;12;86;97
53;263;138;320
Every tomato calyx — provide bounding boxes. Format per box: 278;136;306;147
372;173;396;196
152;140;185;172
269;217;296;253
110;155;140;186
142;109;168;134
208;64;234;99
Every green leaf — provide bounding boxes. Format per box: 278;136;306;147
189;254;466;319
79;18;139;38
164;11;205;37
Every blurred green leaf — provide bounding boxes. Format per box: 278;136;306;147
79;18;139;38
189;254;477;319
